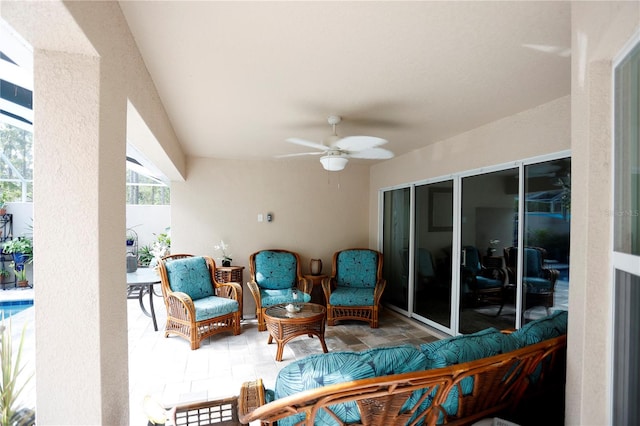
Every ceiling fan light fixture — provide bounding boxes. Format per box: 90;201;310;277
320;155;348;171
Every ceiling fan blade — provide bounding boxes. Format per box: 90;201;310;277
335;136;388;152
275;151;324;158
285;138;330;151
348;147;395;160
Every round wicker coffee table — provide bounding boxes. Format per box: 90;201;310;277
263;303;328;361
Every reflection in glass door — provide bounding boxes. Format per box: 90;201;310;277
459;169;519;334
413;181;453;329
382;187;410;311
521;158;571;325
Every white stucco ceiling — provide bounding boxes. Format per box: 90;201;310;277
119;1;571;164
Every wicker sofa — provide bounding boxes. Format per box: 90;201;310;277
237;311;568;426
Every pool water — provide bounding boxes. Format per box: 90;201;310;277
0;300;34;318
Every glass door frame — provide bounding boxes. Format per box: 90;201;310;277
609;30;640;425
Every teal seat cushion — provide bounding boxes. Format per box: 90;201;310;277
336;250;378;288
259;288;311;307
512;310;568;347
329;287;374;306
476;275;503;289
193;296;238;321
165;257;214;300
254;251;298;290
274;345;426;426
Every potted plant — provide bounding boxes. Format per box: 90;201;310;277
9;262;28;287
2;238;32;264
2;238;33;265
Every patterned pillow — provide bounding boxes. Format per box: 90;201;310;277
420;328;516;419
165;257;214;300
336;250;378;288
254;251;297;290
512;310;568;347
420;328;513;370
275;351;374;426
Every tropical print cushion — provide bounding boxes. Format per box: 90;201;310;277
511;310;568;347
336;250;378;288
254;251;297;290
192;296;238;321
274;345;427;426
420;328;515;370
165;257;214;300
329;286;374;306
420;328;518;418
259;288;311;307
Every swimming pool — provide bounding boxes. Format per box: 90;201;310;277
0;300;34;318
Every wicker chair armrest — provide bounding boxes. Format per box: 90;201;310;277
247;280;262;310
373;279;387;305
165;292;196;320
296;277;312;295
214;281;242;301
542;267;560;284
321;276;335;302
238;379;266;423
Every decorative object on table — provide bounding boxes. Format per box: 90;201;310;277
126;253;138;273
214;239;233;267
126;228;139;272
310;258;322;275
486;239;500;257
149;238;170;269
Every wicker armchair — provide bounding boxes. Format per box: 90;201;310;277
322;248;386;328
158;254;242;350
248;249;311;332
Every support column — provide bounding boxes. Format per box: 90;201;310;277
33;48;129;424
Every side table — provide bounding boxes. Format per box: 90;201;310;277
264;303;328;361
216;266;244;319
304;274;327;305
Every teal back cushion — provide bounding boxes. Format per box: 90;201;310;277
420;328;518;419
512;310;568;347
336;250;378;288
165;257;214;300
254;251;297;290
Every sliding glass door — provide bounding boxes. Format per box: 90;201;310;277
413;181;453;329
521;158;571;325
382;187;410;311
459;168;518;334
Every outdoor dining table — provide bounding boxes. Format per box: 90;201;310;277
126;267;161;331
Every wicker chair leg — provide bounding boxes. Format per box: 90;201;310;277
257;309;267;332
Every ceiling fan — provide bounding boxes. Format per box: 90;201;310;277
280;115;394;171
